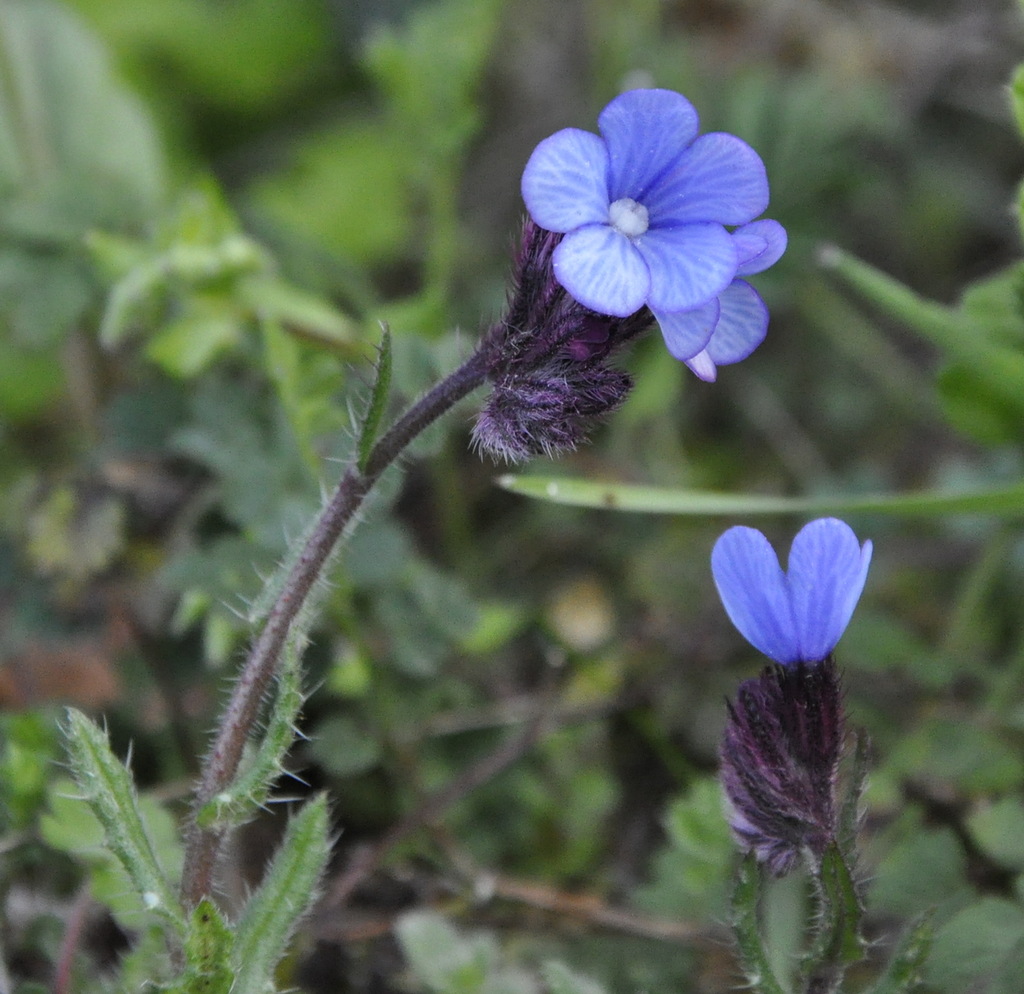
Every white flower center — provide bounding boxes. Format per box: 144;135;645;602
608;197;649;238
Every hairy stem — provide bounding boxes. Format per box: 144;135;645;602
180;348;489;910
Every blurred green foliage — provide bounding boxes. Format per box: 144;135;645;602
4;0;1024;990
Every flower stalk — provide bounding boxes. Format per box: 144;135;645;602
180;348;489;910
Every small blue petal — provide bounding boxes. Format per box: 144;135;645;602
732;232;768;272
734;219;788;276
598;89;700;202
652;299;719;361
637;222;736;312
684;348;717;382
705;281;768;364
646;133;769;226
552;224;650;317
712;519;872;664
712;527;799;663
521;128;610;233
787;519;872;663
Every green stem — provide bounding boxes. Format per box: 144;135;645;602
801;843;864;994
731;855;789;994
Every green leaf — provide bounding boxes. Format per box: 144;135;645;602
0;1;165;220
357;324;393;472
232;794;331;992
863;913;935;994
802;843;865;984
196;643;305;830
363;0;502;161
73;0;331;116
635;779;733;920
885;718;1024;794
1010;64;1024;139
967;797;1024;872
938;363;1022;445
0;712;57;831
166;900;234;994
924;899;1024;993
822;248;1024;443
958;263;1024;347
0;335;64;419
541;962;607;994
60;711;185;935
249;117;414;266
305;715;381;779
838;731;871;856
868;826;970;918
0;0;166;343
240;275;363;353
395;911;494;994
145;309;243;377
169;375;317;546
26;485;126;584
497;474;1024;517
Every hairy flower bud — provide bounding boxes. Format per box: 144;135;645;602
472;218;651;462
719;657;845;876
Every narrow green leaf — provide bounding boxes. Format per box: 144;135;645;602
802;843;865;989
232;794;331;992
357;324;393;472
837;730;871;857
730;855;788;994
239;275;363;353
818;245;962;344
497;474;1024;517
99;256;171;347
863;913;935;994
196;643;305;830
62;709;185;935
165;900;235;994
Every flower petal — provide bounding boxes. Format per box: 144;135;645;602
646;133;769;226
637;222;736;311
787;519;872;662
705;280;768;365
652;299;718;361
684;348;717;382
598;89;700;202
712;527;799;663
552;224;650;317
521;128;611;233
734;219;788;276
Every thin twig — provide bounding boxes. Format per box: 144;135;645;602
432;829;715;947
180;349;489;909
474;871;714;945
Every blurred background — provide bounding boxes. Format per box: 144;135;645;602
3;0;1024;990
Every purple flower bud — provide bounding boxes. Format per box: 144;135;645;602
720;657;845;876
472;218;651;462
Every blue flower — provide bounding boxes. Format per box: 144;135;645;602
521;89;770;322
711;518;872;664
657;219;787;381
